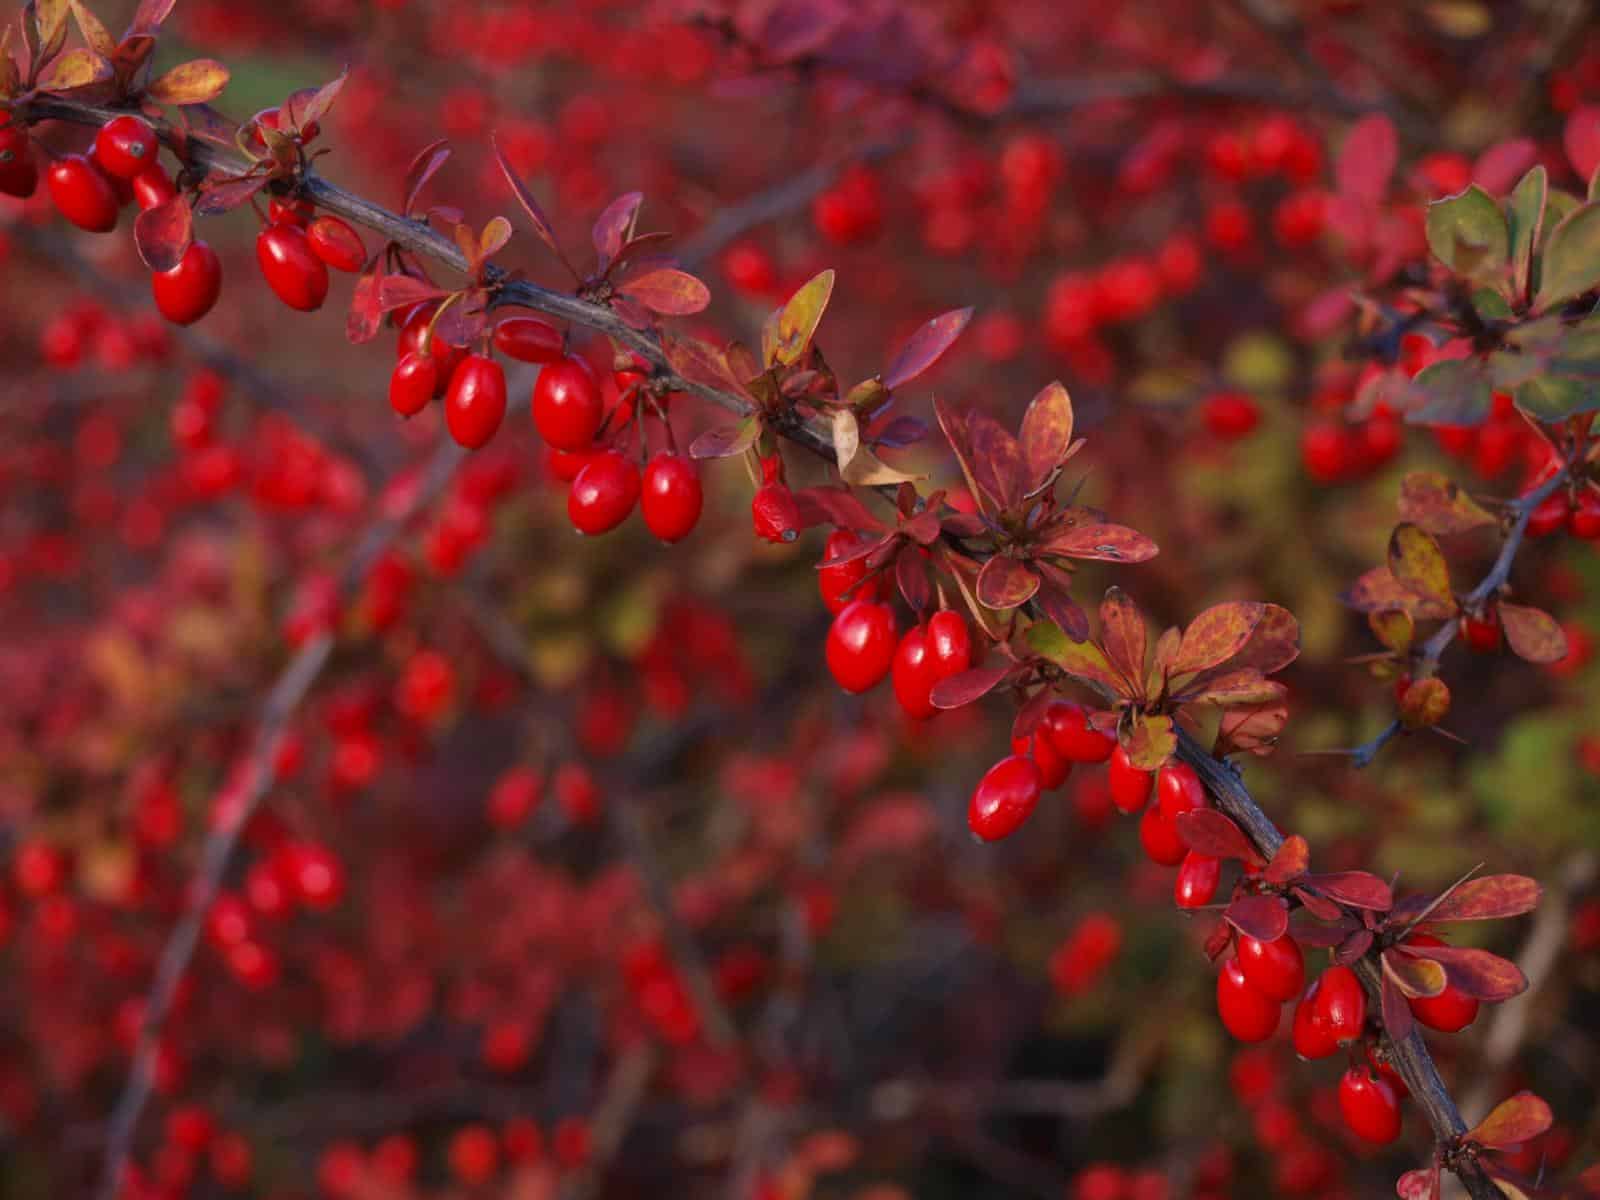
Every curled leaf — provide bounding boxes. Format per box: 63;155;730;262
133;195;192;272
1383;948;1448;998
592;191;642;268
1404;943;1528;1001
403;138;451;215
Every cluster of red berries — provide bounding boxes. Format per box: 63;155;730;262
310;1116;590;1196
964;699;1116;842
621;938;701;1045
1299;410;1403;484
116;1105;254;1197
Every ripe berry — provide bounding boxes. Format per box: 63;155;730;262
545;446;591;482
1291;978;1340;1060
47;154;120;232
892;625;939;720
926;609;972;675
94;116;159;179
130;163;175;210
0;124;37;198
389;352;437;417
1300;421;1350;484
533;356;603;450
1157;761;1206;821
1338;1068;1402;1145
1175;851;1220;907
1404;934;1480;1032
751;482;801;543
1138;804;1187;866
305;215;367;272
256;223;329;312
1311;965;1366;1044
640;453;703;542
1237;933;1305;1003
1569;489;1600;539
567;450;640;535
397;304;464;395
1216;956;1281;1042
967;754;1043;842
444;355;507;449
1013;728;1071;789
150;240;221;327
1108;745;1153;814
1526;491;1570;538
825;599;897;695
492;316;563;364
1042;700;1116;763
819;530;880;614
1461;608;1501;653
1203;392;1260;439
283;842;344;910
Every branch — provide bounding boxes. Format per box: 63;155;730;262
94;439;468;1200
1175;728;1504;1200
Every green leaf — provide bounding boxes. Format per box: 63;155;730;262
1123;713;1175;771
1409;358;1493;426
1471;288;1512;319
1024;622;1125;700
1515;375;1600;422
1508;164;1547;302
1534;202;1600;311
1425;185;1508;280
771;269;834;366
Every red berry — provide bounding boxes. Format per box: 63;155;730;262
94;116;159;179
444;354;507;449
1291;978;1340;1060
397;305;465;395
1041;700;1116;763
389;352;438;417
256;223;329;312
1403;934;1480;1032
305;215;367;272
1569;488;1600;539
926;609;972;675
493;316;564;364
1216;956;1280;1042
151;240;222;327
967;754;1044;842
1237;934;1305;1003
1014;729;1071;789
1108;745;1153;814
1156;761;1206;821
1300;421;1350;484
567;449;640;535
1175;851;1220;907
1203;392;1260;439
892;625;939;720
1461;608;1501;653
825;600;897;694
1311;965;1366;1044
283;842;344;910
818;530;880;614
533;356;604;450
267;195;314;226
1526;491;1570;538
0;124;37;198
640;453;703;542
47;154;120;232
1138;804;1187;866
130;163;175;210
545;446;592;482
1338;1068;1402;1145
751;482;801;543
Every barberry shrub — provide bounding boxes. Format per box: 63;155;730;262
1;3;1599;1200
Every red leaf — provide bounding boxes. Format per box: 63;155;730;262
1381;972;1415;1043
133;195;192;272
1473;138;1538;194
1307;871;1393;911
1224;895;1289;942
792;486;888;534
1214;699;1290;758
1395;1164;1440;1200
1334;928;1374;964
193;175;267;216
896;547;931;613
346;259;384;345
688;417;761;460
882;307;972;391
617;267;710;316
1424;875;1541;923
1498;603;1569;664
1383;948;1448;998
1017;380;1073;493
492;134;575;277
1216;603;1301;678
1174;809;1256;862
285;68;347;131
1343;566;1457;621
976;556;1040;610
966;410;1023;512
1033;575;1090;643
1262;835;1309;884
1011;689;1053;742
377;274;448;314
1293;886;1344;923
1404;944;1527;1001
592;191;642;268
1469;1091;1554;1149
930;663;1014;710
1098;587;1147;684
1038;523;1158;564
1338;113;1398;204
129;0;177;34
1169;602;1265;679
403;138;451;216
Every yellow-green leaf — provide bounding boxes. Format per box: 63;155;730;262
771;269;833;366
1535;201;1600;311
1387;523;1452;607
146;57;230;106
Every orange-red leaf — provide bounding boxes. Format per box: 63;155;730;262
1425;874;1542;923
1171;601;1265;678
1039;522;1157;564
1263;835;1309;883
976;556;1039;610
1405;943;1528;1001
1017;380;1073;492
1099;587;1147;685
1224;894;1289;941
1469;1091;1554;1149
617;267;710;316
1398;471;1496;535
147;58;229;105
